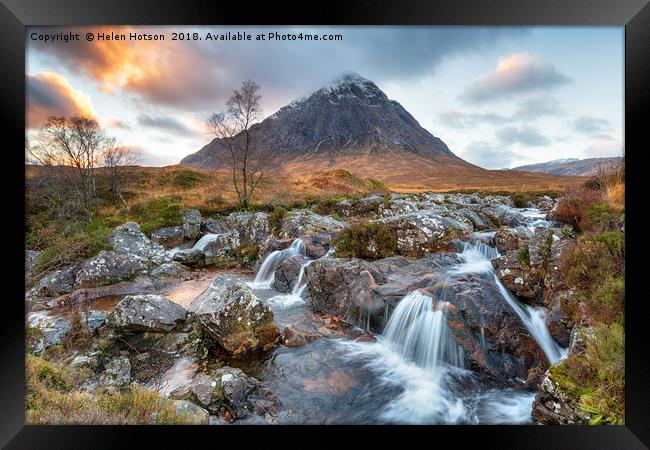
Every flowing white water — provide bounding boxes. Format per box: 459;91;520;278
193;233;220;251
453;240;566;364
248;239;306;289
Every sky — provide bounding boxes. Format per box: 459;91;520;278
26;26;624;169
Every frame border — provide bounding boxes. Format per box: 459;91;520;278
2;0;648;447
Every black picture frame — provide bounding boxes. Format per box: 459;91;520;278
2;0;648;448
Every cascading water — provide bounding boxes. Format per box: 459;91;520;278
193;233;220;251
248;239;306;289
453;240;566;364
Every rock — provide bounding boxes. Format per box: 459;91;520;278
107;294;187;333
181;209;202;239
227;211;271;247
149;261;190;279
254;238;293;271
545;291;573;347
378;198;419;217
172;400;210;424
28;265;77;298
281;326;315;347
67;275;159;305
491;250;542;300
531;368;591;424
82;310;108;333
273;254;309;293
27;312;71;353
70;353;99;369
74;250;147;289
201;218;229;235
481;204;527;227
25;250;41;287
188;275;280;355
202;232;240;260
300;232;336;259
99;357;131;388
108;222;170;265
279;210;345;238
378;211;472;257
334;195;384;217
493;226;533;253
151;226;185;249
171;367;281;420
172;248;206;266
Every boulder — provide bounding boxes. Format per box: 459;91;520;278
531;364;591;424
99;357;131;388
254;238;293;271
82;310;108;333
27;312;71;353
74;250;147;289
181;209;202;239
482;204;526;228
108;222;170;265
378;198;419;217
201;218;229;235
227;211;271;247
149;261;190;279
188;275;280;355
151;226;185;249
300;231;336;259
378;211;472;257
491;250;543;300
28;265;77;298
273;254;309;293
493;226;533;254
172;248;206;266
279;210;345;238
107;294;187;333
202;232;240;260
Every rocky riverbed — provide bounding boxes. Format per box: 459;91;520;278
25;192;589;424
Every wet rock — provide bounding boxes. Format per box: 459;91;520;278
378;211;472;257
27;312;71;353
82;310;108;333
279;210;345;238
74;250;147;289
172;248;206;266
254;238;293;271
188;275;280;355
28;265;77;298
202;231;240;260
481;204;527;228
172;400;210;424
99;357;131;388
493;226;533;253
109;222;170;265
149;261;190;279
281;326;316;347
67;275;158;305
545;291;573;347
300;231;336;259
178;209;201;240
273;254;309;293
107;294;187;333
427;274;547;383
151;226;185;249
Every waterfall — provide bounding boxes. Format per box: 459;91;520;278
249;239;306;289
454;241;566;364
383;291;465;371
193;233;220;251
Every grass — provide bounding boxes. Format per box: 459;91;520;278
333;221;398;260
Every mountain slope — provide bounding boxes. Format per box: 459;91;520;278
512;157;623;176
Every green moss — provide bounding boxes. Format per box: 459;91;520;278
516;247;531;267
268;206;287;236
234;244;259;265
128;197;183;235
333;222;398;260
172;170;204;189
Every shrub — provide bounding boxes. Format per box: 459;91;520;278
560;231;624;290
333;222;397;259
268;206;287;236
129;197;183;235
516;247;531;266
511;193;532;208
552;188;603;231
172;170;203;189
587;203;624;232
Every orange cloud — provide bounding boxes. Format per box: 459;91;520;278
26;72;97;128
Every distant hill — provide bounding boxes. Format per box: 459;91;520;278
512;157;623;176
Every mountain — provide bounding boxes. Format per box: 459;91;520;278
512;157;623;176
181;73;584;191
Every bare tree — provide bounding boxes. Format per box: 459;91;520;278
103;141;139;207
206;80;268;208
27;116;112;222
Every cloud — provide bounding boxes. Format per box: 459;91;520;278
460;141;522;169
128;145;178;166
496;125;551;146
582;139;623;158
136;114;200;137
438;109;509;128
103;117;131;129
26;72;96;128
460;52;571;103
573;116;613;138
29;26;528;112
512;97;564;120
